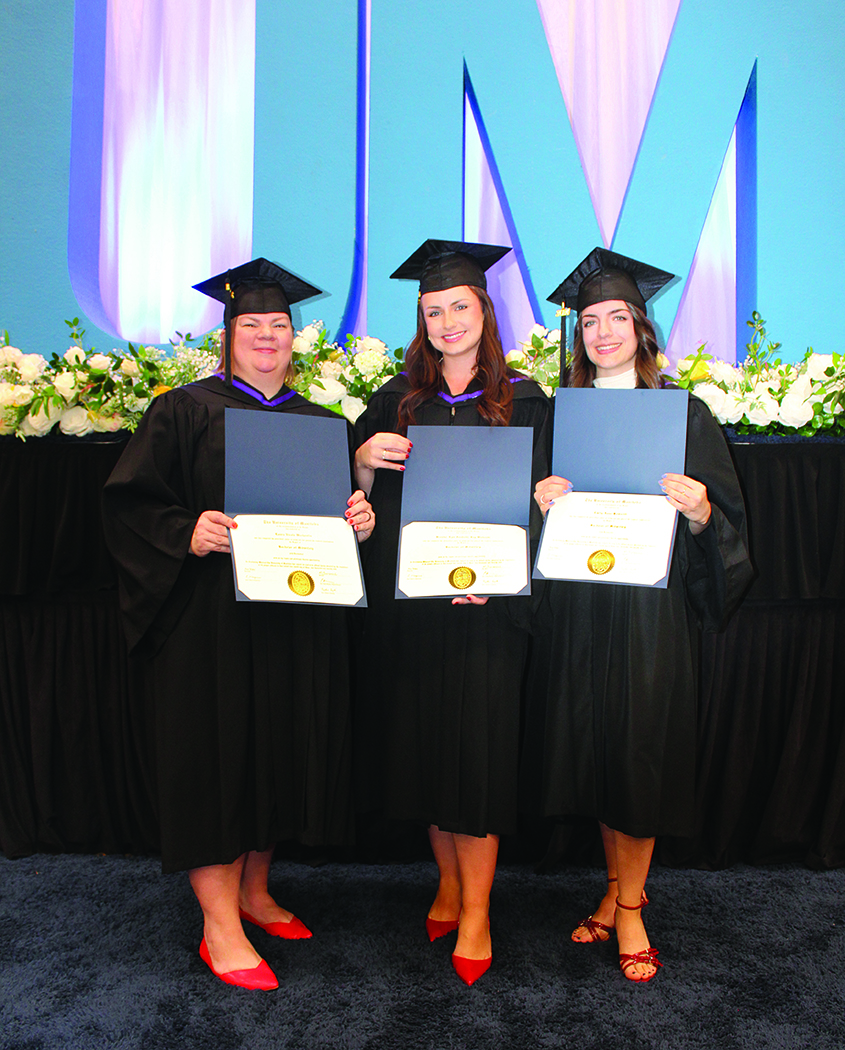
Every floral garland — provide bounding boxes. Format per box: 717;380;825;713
3;312;842;439
0;319;403;439
504;313;845;437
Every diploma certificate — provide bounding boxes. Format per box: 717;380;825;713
229;514;365;606
535;492;677;586
397;521;529;598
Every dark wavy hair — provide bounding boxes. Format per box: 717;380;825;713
397;286;515;428
568;301;662;389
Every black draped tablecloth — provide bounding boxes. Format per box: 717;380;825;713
1;432;843;868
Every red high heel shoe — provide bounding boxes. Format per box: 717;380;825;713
451;952;491;986
426;917;459;942
615;899;662;983
239;908;312;940
199;937;278;990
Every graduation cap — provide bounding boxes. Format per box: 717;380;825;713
390;239;511;294
193;258;323;383
547;247;674;314
194;257;322;321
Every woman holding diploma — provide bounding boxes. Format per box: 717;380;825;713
103;259;372;990
353;240;551;985
530;248;752;983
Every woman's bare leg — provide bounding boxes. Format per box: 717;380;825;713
189;856;262;973
452;832;498;961
427;826;462;922
613;830;657;981
238;845;295;924
571;822;619;942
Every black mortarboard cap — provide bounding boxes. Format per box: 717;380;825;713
390;239;511;294
547;247;673;313
193;257;322;321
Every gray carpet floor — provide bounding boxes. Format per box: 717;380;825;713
1;854;843;1049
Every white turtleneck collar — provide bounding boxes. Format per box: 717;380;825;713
593;366;637;389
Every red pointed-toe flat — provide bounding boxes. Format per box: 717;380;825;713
239;908;312;940
199;937;278;990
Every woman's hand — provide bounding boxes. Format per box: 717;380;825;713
533;475;573;515
660;473;711;534
451;594;489;606
354;432;412;494
190;510;237;556
345;489;375;542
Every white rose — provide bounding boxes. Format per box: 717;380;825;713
692;383;727;418
340;394;366;424
87;353;111;371
354;348;387;377
63;347;85;365
805;354;834;381
120;358;141;377
59;405;94;436
719;391;748;425
778;391;815;428
528;323;548;340
307;377;345;405
298;323;322;345
355;336;388;356
292;335;316;355
546;329;561;344
744;391;779;426
0;382;34;406
54;372;78;400
17;354;47;382
504;350;525;366
0;346;24;367
319;359;344;379
708;359;740;386
19;402;61;437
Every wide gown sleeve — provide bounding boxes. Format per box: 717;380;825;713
102;389;207;653
680;396;754;631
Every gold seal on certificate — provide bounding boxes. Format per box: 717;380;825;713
287;570;316;596
587;550;615;575
448;566;477;590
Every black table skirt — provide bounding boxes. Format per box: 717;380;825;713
1;433;843;869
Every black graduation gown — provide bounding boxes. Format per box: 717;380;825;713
102;377;355;873
353;374;552;838
525;393;753;839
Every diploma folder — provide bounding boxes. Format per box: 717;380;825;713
396;425;534;599
533;388;688;588
224;408;366;607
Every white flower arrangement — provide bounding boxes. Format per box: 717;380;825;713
289;321;403;424
0;317;402;438
509;313;844;438
0;318;219;439
675;314;844;436
505;323;566;395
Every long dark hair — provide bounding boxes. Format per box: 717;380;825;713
397;287;515;428
568;301;662;388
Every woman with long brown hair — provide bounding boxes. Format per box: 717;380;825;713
530;247;752;983
353;240;551;985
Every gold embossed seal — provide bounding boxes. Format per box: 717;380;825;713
448;566;477;590
587;550;615;576
287;570;316;596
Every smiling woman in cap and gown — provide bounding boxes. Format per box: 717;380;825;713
352;240;552;985
102;259;373;990
528;248;752;983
